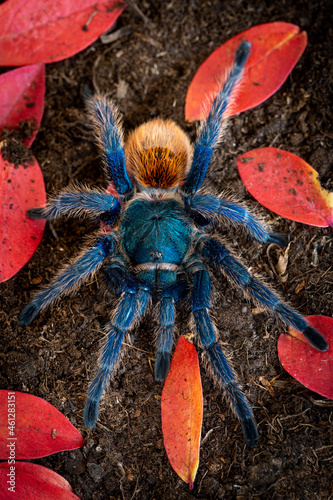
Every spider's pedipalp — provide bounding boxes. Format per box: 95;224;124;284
185;255;258;446
199;236;328;352
19;234;117;326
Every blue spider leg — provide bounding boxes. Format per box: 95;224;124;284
198;236;328;351
86;95;133;196
155;278;189;382
19;234;117;326
27;188;121;225
185;194;288;246
84;286;150;427
182;41;251;195
186;256;258;447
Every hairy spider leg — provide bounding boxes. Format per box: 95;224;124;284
84;287;150;427
185;194;288;246
182;40;251;195
199;236;328;351
155;278;189;382
86;95;133;195
28;187;121;226
186;256;258;447
19;234;117;326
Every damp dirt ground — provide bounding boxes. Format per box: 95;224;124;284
1;1;333;499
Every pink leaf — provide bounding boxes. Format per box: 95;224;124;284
0;0;126;66
0;64;45;148
278;316;333;399
237;147;333;228
0;391;84;459
0;148;46;282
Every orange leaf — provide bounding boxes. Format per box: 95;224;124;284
185;22;307;122
237;147;333;228
278;316;333;399
161;336;203;489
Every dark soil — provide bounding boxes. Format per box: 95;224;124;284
2;1;333;499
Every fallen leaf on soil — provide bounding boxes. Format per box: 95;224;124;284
0;462;73;492
0;465;80;499
161;336;203;489
0;391;84;459
185;22;307;121
0;64;45;148
0;0;126;66
237;147;333;228
278;316;333;399
0;148;46;282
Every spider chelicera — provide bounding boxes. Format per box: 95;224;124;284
19;41;328;447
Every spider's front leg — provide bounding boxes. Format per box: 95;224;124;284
84;259;150;427
182;40;251;195
185;194;288;246
86;94;133;196
185;255;259;448
19;233;117;326
28;186;121;226
198;236;328;351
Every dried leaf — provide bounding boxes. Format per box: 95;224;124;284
0;391;84;459
278;316;333;399
161;336;203;489
0;0;126;66
237;147;333;228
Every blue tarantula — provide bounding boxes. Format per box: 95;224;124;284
19;41;328;448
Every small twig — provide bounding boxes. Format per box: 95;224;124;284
125;0;152;25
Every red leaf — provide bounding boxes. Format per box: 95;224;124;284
185;22;307;122
278;316;333;399
0;64;45;148
237;147;333;228
0;465;80;499
0;462;73;492
0;0;126;66
0;391;84;459
0;149;46;282
161;336;203;489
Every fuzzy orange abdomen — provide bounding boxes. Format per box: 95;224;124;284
125;119;193;189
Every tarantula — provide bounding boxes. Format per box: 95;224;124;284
19;41;328;448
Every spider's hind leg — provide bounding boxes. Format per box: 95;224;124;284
84;283;150;428
199;236;328;352
186;255;259;448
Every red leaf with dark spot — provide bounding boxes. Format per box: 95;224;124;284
0;64;45;148
0;463;80;499
0;149;46;282
237;147;333;228
161;336;203;489
185;22;307;121
278;316;333;399
0;0;126;66
0;391;84;459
